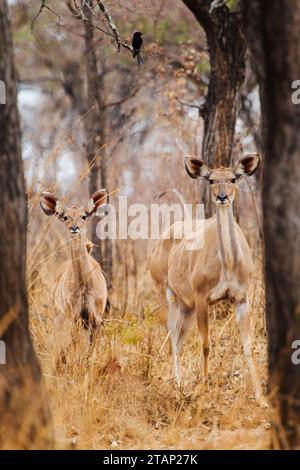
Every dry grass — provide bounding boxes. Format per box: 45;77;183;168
27;143;270;449
28;239;270;449
26;147;270;449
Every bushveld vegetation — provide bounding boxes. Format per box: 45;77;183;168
1;0;300;450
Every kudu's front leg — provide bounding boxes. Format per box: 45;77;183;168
166;288;193;386
235;299;264;405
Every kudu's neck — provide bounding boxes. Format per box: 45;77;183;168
216;204;240;278
68;235;92;286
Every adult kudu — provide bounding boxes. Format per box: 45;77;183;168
149;154;264;404
40;190;109;340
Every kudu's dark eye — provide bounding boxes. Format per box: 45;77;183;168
231;178;236;184
208;179;214;185
82;215;87;220
63;215;68;221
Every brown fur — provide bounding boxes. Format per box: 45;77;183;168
40;191;108;334
149;154;264;404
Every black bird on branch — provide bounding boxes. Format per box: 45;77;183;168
131;31;144;65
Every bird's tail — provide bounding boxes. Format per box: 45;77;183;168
137;52;144;65
134;51;144;65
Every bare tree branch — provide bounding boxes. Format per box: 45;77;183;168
96;0;122;51
174;96;207;118
66;0;133;54
31;0;61;32
104;86;140;109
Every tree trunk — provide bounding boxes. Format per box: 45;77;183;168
182;0;246;167
242;0;300;449
83;0;112;289
0;0;52;449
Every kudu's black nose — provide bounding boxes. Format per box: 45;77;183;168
70;225;79;232
217;194;228;203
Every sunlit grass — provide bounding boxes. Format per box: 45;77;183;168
28;212;270;449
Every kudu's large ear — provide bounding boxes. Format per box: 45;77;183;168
40;192;63;216
86;189;109;216
184;156;210;180
235;153;260;178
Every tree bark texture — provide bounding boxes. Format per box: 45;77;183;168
182;0;246;167
243;0;300;449
83;0;112;288
0;0;52;449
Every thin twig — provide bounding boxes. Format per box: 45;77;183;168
104;86;140;109
158;332;170;355
31;0;61;32
175;96;207;118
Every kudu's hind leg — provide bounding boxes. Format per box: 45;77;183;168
166;287;194;386
195;298;209;383
235;299;263;404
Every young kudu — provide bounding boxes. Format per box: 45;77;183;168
149;154;263;403
40;190;109;339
